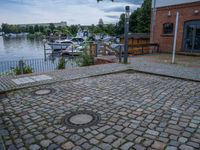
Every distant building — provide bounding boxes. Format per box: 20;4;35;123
151;0;200;53
16;21;67;28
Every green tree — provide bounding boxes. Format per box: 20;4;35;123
34;25;39;32
68;25;78;36
39;26;44;33
116;13;125;35
49;23;55;32
28;26;34;34
1;23;9;33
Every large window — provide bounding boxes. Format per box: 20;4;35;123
163;23;174;34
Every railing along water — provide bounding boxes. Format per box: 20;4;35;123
0;58;78;75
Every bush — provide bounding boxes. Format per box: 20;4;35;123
77;41;94;66
14;64;33;75
57;57;65;69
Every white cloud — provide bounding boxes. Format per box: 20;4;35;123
0;0;142;25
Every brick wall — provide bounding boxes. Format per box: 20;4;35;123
151;1;200;52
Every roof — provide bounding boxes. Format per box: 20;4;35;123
152;0;200;8
120;33;150;39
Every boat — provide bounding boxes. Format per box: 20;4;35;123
61;45;84;56
71;37;84;45
48;39;74;50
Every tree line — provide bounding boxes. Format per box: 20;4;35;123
1;0;151;36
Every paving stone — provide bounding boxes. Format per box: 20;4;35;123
120;142;134;150
40;139;52;147
178;137;188;143
53;136;66;144
146;129;159;136
143;139;153;147
134;144;146;150
47;144;58;150
99;143;112;150
90;138;99;145
165;128;181;135
151;141;166;149
112;138;126;148
90;146;101;150
103;135;117;143
61;141;75;150
126;134;137;141
165;146;177;150
82;143;92;149
72;146;82;150
179;144;195;150
29;144;40;150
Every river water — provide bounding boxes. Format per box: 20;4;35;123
0;36;77;74
0;36;45;61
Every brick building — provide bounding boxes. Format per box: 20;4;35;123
151;0;200;53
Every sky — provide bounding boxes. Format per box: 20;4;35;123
0;0;143;25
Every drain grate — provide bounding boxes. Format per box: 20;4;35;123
31;88;55;96
63;110;101;129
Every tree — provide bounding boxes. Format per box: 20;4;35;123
68;25;78;36
39;26;44;33
116;13;125;35
97;0;151;34
1;23;10;34
98;18;104;27
49;23;55;32
34;25;39;32
28;26;34;34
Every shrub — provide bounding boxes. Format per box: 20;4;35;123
78;42;94;66
57;57;65;69
14;64;33;75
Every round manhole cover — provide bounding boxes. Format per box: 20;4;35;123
63;110;100;129
31;88;55;96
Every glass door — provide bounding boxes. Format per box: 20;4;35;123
184;21;200;52
194;25;200;51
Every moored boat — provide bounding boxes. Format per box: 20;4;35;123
48;39;74;50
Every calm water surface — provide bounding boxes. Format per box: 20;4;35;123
0;36;45;61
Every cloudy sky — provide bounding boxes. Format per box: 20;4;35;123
0;0;143;25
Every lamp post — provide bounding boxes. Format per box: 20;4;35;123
124;6;130;64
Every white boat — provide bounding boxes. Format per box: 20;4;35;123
71;37;84;45
48;39;74;50
61;45;84;56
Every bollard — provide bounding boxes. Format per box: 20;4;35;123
119;45;122;63
19;60;24;75
95;43;98;57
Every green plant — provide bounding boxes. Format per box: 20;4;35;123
78;42;94;66
57;57;66;69
14;64;33;75
0;69;16;76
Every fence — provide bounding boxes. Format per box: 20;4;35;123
0;58;78;75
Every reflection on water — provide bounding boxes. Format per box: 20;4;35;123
0;36;79;74
0;36;45;61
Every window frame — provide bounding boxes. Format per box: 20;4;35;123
163;23;174;35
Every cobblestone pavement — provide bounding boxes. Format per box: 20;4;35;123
1;54;200;93
1;72;200;150
0;63;126;93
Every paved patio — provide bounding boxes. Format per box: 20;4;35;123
1;71;200;150
1;54;200;93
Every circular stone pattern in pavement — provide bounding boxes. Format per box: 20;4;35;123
31;88;55;96
63;110;100;129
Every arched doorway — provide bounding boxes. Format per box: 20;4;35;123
184;20;200;53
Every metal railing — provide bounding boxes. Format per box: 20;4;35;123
0;58;78;76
